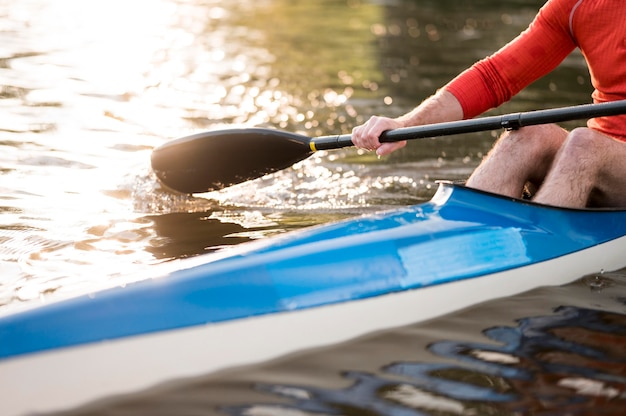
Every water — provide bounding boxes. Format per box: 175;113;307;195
1;0;624;413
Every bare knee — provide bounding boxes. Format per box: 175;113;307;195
557;128;605;168
564;127;603;148
497;124;566;157
537;128;621;207
556;128;622;206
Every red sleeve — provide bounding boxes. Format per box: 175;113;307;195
445;0;578;119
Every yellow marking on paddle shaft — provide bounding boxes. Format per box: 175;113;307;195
309;141;317;152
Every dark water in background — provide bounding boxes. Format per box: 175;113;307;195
1;0;625;413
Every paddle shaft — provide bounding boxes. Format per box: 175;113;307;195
310;99;626;151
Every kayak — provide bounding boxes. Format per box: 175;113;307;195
2;181;626;415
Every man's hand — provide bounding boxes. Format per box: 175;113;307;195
351;116;406;156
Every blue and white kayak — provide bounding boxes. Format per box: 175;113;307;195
2;182;626;415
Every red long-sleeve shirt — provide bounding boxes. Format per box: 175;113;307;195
445;0;626;140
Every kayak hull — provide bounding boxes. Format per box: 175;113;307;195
2;182;626;415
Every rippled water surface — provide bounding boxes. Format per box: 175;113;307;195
2;0;625;414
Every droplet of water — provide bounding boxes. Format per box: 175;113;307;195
582;270;615;292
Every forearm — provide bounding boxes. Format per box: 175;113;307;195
394;89;464;127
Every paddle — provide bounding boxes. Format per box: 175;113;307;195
151;100;626;194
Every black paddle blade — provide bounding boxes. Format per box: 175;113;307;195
151;128;313;193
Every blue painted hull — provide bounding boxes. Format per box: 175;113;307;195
2;182;626;360
2;182;626;415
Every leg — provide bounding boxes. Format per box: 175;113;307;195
533;128;626;208
466;124;568;198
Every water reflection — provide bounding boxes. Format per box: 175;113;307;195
223;308;626;415
146;212;254;259
144;206;363;261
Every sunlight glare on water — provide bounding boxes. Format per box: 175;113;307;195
0;0;190;305
3;0;182;133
